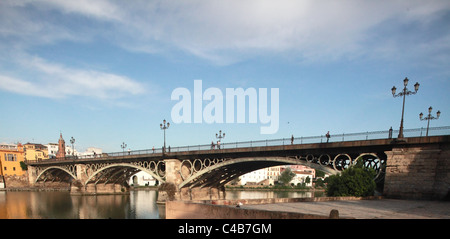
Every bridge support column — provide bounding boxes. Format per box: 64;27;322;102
70;164;88;195
157;159;226;202
158;159;182;202
27;165;38;186
384;144;450;200
179;187;226;201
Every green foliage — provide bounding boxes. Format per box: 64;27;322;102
315;178;325;187
20;161;28;171
315;170;326;178
278;167;296;186
326;160;376;197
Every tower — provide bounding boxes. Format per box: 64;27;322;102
56;133;66;158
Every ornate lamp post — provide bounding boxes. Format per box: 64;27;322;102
216;130;225;142
70;137;75;156
160;119;170;154
420;106;441;136
215;130;225;149
391;77;420;139
121;142;127;155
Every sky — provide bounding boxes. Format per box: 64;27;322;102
1;0;449;153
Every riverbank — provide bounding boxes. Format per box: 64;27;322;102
225;185;325;192
0;187;69;192
241;198;450;219
166;196;450;219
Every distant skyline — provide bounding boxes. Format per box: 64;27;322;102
1;1;449;152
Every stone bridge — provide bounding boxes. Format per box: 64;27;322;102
26;135;450;201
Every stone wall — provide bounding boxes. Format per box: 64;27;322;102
3;174;30;188
384;143;450;200
166;196;383;219
165;201;333;219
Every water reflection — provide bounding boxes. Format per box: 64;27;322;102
226;190;316;200
0;190;321;219
0;190;161;219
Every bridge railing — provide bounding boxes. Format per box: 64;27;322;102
26;126;450;163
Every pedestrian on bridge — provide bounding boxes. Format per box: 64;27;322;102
326;131;330;143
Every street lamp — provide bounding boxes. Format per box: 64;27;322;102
391;77;420;139
121;142;127;155
216;130;225;142
160;119;170;154
420;106;441;136
70;137;75;156
216;130;225;149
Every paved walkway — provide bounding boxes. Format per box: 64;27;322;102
242;199;450;219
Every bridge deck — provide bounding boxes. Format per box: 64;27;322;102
26;135;449;166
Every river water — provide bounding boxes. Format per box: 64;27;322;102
0;190;323;219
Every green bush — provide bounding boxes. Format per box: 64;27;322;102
326;160;376;197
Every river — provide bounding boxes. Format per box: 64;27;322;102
0;190;323;219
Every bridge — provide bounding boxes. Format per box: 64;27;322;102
25;126;450;201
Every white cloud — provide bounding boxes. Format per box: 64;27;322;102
1;0;450;65
109;0;450;64
0;54;146;100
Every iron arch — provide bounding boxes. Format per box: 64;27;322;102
84;163;165;186
35;166;77;183
178;156;338;189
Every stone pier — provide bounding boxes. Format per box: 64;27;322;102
157;159;226;202
384;141;450;200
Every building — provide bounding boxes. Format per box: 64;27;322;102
129;171;157;186
239;165;317;186
56;133;65;158
239;166;282;186
291;170;314;187
0;143;26;177
47;143;58;158
289;165;315;178
23;143;48;162
79;147;102;158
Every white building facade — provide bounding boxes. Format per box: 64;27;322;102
129;171;157;186
239;166;282;185
239;165;316;186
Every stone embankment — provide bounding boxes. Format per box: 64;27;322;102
165;196;382;219
166;196;450;219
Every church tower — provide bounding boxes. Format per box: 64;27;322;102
56;133;66;158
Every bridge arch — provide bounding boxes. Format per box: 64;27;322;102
35;166;77;183
84;163;165;186
178;156;339;189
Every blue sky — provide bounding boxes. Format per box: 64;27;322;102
1;0;449;153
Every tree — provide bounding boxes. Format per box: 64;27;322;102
279;167;296;186
326;160;376;197
20;161;28;171
315;170;326;178
305;176;311;185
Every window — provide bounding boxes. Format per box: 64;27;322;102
6;154;16;161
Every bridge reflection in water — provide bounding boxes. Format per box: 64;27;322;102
0;190;320;219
